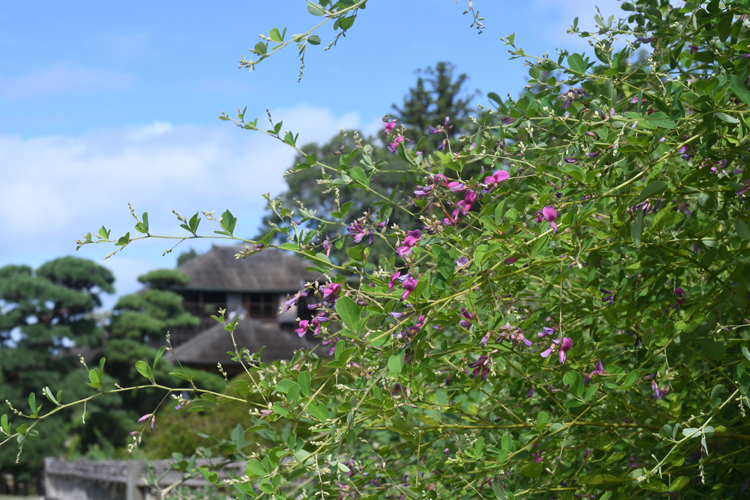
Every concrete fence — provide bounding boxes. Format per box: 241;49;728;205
43;458;244;500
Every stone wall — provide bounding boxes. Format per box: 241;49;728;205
43;458;244;500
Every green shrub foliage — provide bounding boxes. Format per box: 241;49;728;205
7;0;750;498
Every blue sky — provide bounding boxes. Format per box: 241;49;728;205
0;0;622;307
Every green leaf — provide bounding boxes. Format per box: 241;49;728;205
563;370;584;398
153;345;166;369
307;2;326;16
336;296;361;332
682;427;701;439
135;360;154;380
1;414;9;434
44;387;59;406
638;181;668;202
520;461;544;478
669;476;690;492
198;467;218;484
645;112;676;129
115;232;130;248
623;369;640;387
269;27;283;43
736;219;750;240
298;372;312;397
134;212;149;234
492;481;507;499
742;346;750;361
308;401;329;421
568;53;586;73
716;112;739;124
388;350;405;375
218;210;237;236
245;459;266;476
631;211;644;250
349;166;369;187
536;412;549;427
28;393;36;413
730;75;750;106
501;434;512;450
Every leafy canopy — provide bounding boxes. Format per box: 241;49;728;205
7;0;750;499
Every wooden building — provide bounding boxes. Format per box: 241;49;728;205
166;245;320;367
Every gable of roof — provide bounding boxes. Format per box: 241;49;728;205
171;318;315;365
176;245;320;292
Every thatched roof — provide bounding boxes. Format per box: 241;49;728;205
175;245;320;292
171;318;313;365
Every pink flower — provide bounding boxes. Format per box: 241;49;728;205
295;320;309;337
396;229;422;257
559;337;573;364
401;277;418;301
388;136;406;153
457;190;476;215
384;119;397;135
446;181;466;192
542;206;558;233
484;170;510;185
389;272;401;292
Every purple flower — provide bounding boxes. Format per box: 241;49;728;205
322;283;341;299
295;320;309;337
584;449;591;459
414;185;433;198
674;287;686;307
428;125;440;135
455;256;470;269
457;190;476;215
600;288;615;304
432;174;448;186
542;206;558;233
526;385;535;398
388;136;406;153
504;257;519;265
637;36;655;43
151;418;155;430
484;170;510;186
588;151;599;158
540;337;572;363
459;307;474;328
652;380;669;399
401;276;418;301
446;181;466;192
347;219;373;246
322;236;331;257
388;272;402;292
583;359;606;384
396;229;422;256
467;355;491;381
384;119;397;135
283;290;309;313
137;414;152;423
537;326;555;338
559;337;573;364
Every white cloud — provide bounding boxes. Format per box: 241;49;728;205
0;104;371;300
0;63;134;100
